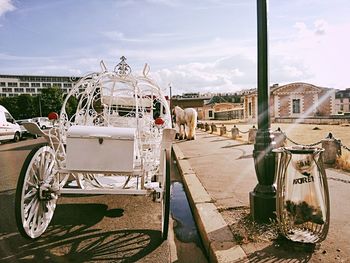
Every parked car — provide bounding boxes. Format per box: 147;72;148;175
32;117;53;129
0;105;21;142
16;119;38;139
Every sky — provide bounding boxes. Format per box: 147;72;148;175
0;0;350;95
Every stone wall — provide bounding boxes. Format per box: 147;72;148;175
275;117;350;125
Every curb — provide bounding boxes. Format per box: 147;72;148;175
172;143;248;263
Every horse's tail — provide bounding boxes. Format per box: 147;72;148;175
186;108;197;140
188;109;197;130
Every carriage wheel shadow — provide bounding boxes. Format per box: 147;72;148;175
0;192;162;262
8;228;162;262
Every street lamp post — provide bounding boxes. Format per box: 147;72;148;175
38;95;42;117
169;83;172;110
249;0;276;223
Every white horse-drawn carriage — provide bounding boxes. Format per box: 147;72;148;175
15;57;175;240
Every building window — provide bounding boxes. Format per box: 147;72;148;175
292;99;301;114
20;83;29;87
0;82;5;87
26;88;35;93
2;88;12;92
52;83;62;88
0;93;7;97
14;88;24;92
8;82;18;87
63;83;72;87
340;105;344;111
248;102;252;116
208;110;213;118
31;83;41;87
42;83;51;88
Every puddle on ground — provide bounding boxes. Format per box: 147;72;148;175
170;181;204;247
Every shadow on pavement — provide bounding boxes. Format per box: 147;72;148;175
0;143;46;152
0;191;162;262
246;236;315;263
221;142;250;148
210;138;233;142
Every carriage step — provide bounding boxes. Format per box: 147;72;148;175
59;188;149;195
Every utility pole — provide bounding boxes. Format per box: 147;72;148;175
39;95;42;117
168;83;173;110
249;0;276;223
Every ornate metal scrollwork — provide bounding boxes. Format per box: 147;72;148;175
114;56;131;76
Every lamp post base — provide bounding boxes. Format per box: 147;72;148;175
249;190;276;223
250;129;277;223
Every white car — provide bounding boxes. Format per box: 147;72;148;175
0;105;21;142
32;117;53;129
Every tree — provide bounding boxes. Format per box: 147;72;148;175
0;96;19;119
16;94;35;119
39;87;64;117
64;94;78;118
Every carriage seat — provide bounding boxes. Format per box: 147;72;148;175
66;125;137;173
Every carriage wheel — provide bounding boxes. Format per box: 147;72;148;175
161;147;171;240
15;144;58;239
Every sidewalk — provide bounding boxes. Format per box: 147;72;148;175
173;130;350;263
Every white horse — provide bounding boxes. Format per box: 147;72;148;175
173;106;197;140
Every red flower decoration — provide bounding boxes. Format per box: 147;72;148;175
155;117;164;125
48;112;58;120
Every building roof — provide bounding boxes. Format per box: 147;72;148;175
272;82;328;95
205;95;241;105
335;88;350;98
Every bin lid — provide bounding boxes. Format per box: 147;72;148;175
67;125;136;140
274;145;324;154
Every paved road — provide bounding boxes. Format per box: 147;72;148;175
0;138;170;262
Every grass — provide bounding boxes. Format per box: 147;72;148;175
202;121;350;174
219;206;279;245
335;151;350;172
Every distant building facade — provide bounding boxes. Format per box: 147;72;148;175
334;88;350;114
242;82;337;123
202;94;244;120
272;83;336;119
242;90;258;123
171;93;211;120
0;74;80;97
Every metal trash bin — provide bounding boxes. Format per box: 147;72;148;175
273;146;330;243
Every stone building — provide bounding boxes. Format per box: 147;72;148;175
242;90;258;123
202;95;244;120
334;88;350;114
242;82;336;123
272;82;336;120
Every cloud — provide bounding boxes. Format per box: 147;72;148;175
314;19;328;35
152;56;256;94
0;0;15;17
271;19;350;88
101;31;150;43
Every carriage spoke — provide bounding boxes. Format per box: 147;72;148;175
25;179;37;188
30;201;40;233
23;188;37;200
29;166;40;185
24;198;38;228
39;150;48;180
24;195;37;215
